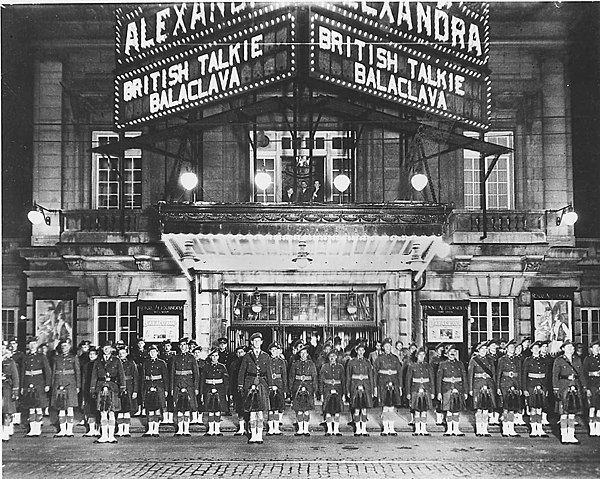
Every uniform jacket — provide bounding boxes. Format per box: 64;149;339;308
582;353;600;391
405;361;434;395
201;361;229;397
467;354;496;393
319;362;345;398
3;357;20;393
237;349;273;391
373;352;402;393
345;357;374;397
171;353;200;394
289;358;318;396
120;357;140;396
51;353;81;406
496;353;522;393
20;352;51;390
436;358;467;395
91;354;126;393
141;358;169;391
269;356;288;394
522;355;549;393
552;354;583;397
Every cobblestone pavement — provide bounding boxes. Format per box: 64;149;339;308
4;433;600;478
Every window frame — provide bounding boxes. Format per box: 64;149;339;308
581;307;600;348
2;307;19;342
469;299;514;347
93;297;139;345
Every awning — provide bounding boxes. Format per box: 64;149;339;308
92;95;511;158
163;232;447;281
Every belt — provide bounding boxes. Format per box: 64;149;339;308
502;372;517;378
474;373;490;379
145;375;163;381
323;379;341;385
25;369;43;376
559;375;576;380
351;374;369;381
124;376;133;381
175;370;193;375
57;369;75;374
412;378;430;383
205;378;223;385
378;370;398;375
589;371;600;377
246;373;266;378
442;377;462;383
295;375;312;381
528;373;546;379
272;373;282;379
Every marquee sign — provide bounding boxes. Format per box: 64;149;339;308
310;13;489;129
115;12;296;128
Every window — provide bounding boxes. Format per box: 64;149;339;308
2;308;18;341
581;308;600;348
252;131;354;203
95;298;138;346
92;132;142;209
464;131;514;210
469;299;513;346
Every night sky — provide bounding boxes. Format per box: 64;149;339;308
1;3;599;239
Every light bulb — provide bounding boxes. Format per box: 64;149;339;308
28;210;45;225
411;173;428;191
435;240;451;258
333;174;351;193
254;171;272;191
561;211;578;226
180;172;198;191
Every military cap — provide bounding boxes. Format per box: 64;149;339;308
505;339;516;347
235;345;246;352
327;349;339;358
561;339;574;349
162;339;171;344
475;341;488;351
88;346;98;353
355;342;366;351
292;339;304;349
520;337;531;344
382;337;393;347
590;339;600;348
193;346;203;353
208;347;219;358
26;336;39;344
217;337;228;344
531;340;544;348
249;332;263;341
178;337;189;344
416;346;427;355
148;344;159;352
268;342;281;351
101;339;114;348
78;340;91;347
434;342;445;351
487;339;498;346
298;344;310;354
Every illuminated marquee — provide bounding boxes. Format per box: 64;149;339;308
309;11;489;129
115;13;296;128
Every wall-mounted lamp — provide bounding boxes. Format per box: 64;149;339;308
251;287;263;314
180;171;198;191
291;240;313;269
347;288;358;315
552;204;578;226
254;171;272;191
28;202;61;226
410;173;428;192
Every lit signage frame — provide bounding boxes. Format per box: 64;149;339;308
309;13;490;129
115;12;296;128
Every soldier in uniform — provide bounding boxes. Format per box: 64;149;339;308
496;339;522;437
90;340;126;443
436;344;467;436
583;339;600;436
487;339;502;425
267;342;287;435
373;337;402;435
346;342;374;436
20;336;51;437
116;345;139;437
429;343;446;425
401;343;418;425
160;340;176;424
2;343;19;441
51;339;81;437
289;344;318;436
192;345;206;424
522;340;550;437
141;344;169;437
540;340;554;425
171;338;200;436
406;347;434;436
320;349;345;436
7;338;24;426
217;337;233;369
229;345;247;435
468;341;497;436
82;346;100;437
238;332;272;444
553;339;584;444
130;338;147;369
201;347;229;436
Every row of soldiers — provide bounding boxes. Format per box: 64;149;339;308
3;333;600;445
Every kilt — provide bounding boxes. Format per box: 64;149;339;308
322;389;342;415
52;381;78;409
174;385;198;412
381;384;402;408
292;386;313;412
473;385;496;410
243;383;270;414
349;385;373;410
96;381;121;412
501;387;522;412
204;388;224;413
21;384;47;409
83;391;97;417
119;390;133;413
590;387;600;410
143;384;166;411
233;389;244;415
527;386;547;410
269;387;285;412
557;386;583;415
410;389;433;412
441;389;465;412
2;383;17;414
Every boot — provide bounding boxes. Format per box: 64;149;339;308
65;421;74;437
436;412;444;425
454;421;465;436
413;421;421;436
389;421;397;436
509;422;520;437
421;421;430;436
95;425;110;443
107;425;117;443
13;413;21;425
215;421;222;436
7;423;14;436
333;421;340;436
444;421;453;436
235;419;245;436
116;423;124;437
482;421;490;437
257;425;264;443
2;427;10;442
27;421;42;437
174;421;184;436
206;421;215;436
541;412;549;425
84;423;98;437
248;427;258;443
267;420;274;435
380;420;388;436
514;413;525;425
529;422;538;437
568;427;579;444
303;421;311;437
123;423;131;437
274;419;281;435
560;427;569;444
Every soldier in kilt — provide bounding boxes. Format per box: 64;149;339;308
192;346;206;425
496;339;522;437
468;341;497;436
267;342;287;435
238;332;272;444
373;338;402;436
91;341;126;443
116;345;139;437
436;344;467;436
406;347;435;436
51;339;81;437
159;340;176;424
201;347;229;436
141;345;169;437
522;341;550;437
20;336;51;437
583;340;600;436
229;346;247;435
553;339;584;444
319;349;345;436
172;338;200;436
346;343;374;437
82;347;99;436
289;345;318;436
429;343;447;425
2;343;20;441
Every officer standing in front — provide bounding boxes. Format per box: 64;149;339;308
171;337;200;437
289;344;318;436
346;342;374;437
141;344;169;437
20;336;51;437
373;338;402;436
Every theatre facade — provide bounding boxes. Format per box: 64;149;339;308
4;2;599;358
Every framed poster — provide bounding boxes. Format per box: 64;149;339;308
427;316;464;343
137;301;185;343
531;288;575;354
35;299;74;350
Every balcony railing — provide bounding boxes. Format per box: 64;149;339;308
60;209;158;242
449;209;545;234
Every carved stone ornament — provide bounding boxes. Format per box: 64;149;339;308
453;255;473;272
